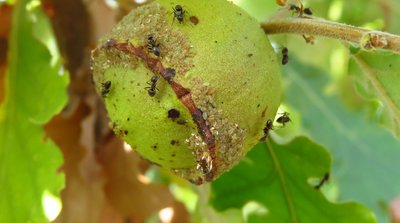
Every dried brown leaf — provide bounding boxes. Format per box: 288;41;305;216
0;4;12;38
170;200;190;223
96;136;175;220
42;0;90;74
0;4;12;105
391;197;400;223
87;0;118;41
45;102;107;223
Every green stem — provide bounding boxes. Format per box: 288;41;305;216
261;17;400;54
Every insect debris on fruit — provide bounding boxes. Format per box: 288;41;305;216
281;47;289;65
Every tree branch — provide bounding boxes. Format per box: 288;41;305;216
261;17;400;54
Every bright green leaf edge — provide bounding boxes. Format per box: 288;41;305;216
211;137;376;223
0;0;68;222
283;58;400;222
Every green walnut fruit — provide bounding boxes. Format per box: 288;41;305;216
91;0;281;184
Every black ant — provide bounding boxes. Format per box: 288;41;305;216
145;75;159;97
315;173;330;189
260;119;274;141
276;112;291;127
101;81;111;97
172;5;186;24
147;34;161;57
281;47;289;65
288;0;312;17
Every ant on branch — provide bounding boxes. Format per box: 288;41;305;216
276;0;312;17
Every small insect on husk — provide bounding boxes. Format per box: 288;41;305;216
101;81;112;97
147;34;161;57
260;119;274;141
145;75;159;97
172;5;187;24
288;0;313;17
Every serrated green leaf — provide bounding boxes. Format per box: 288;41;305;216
350;52;400;137
283;59;400;222
211;137;375;223
0;0;68;222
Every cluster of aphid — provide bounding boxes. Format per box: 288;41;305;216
196;151;213;180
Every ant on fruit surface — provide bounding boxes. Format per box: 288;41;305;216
276;111;291;127
281;47;289;65
260;119;274;141
172;5;187;24
101;81;111;97
145;75;159;97
147;34;161;57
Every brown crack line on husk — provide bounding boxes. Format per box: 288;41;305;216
101;39;217;183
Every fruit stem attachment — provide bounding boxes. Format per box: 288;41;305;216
261;17;400;54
